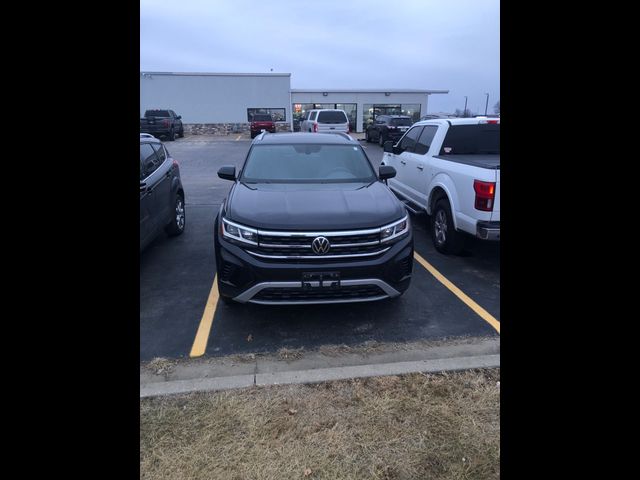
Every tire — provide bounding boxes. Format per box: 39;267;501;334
379;131;385;147
167;128;175;141
431;198;465;255
178;127;184;138
365;130;371;143
165;194;185;236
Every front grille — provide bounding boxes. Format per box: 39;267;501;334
253;285;386;302
250;228;388;259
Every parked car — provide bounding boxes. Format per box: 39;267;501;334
214;132;413;305
140;136;186;251
300;109;350;134
140;109;184;141
381;118;500;254
365;115;412;146
250;113;276;138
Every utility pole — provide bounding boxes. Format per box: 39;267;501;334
485;93;489;115
463;96;468;117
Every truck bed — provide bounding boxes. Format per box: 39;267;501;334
433;154;500;169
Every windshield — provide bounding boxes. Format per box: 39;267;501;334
390;118;411;126
145;110;170;117
440;124;500;155
317;111;348;123
241;144;376;183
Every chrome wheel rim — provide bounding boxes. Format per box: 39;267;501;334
434;210;447;245
175;198;185;230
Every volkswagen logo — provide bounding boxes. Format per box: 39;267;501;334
311;236;331;255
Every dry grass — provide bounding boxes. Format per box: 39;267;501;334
140;368;500;479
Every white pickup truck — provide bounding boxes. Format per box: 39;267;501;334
381;118;500;254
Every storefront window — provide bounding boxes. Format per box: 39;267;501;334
363;104;421;131
247;108;286;122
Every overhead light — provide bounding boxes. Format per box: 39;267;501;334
385;92;391;96
322;92;328;96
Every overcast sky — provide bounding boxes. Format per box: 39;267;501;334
140;0;499;115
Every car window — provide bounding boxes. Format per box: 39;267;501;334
252;114;272;121
144;110;170;117
414;126;439;155
390;118;411;126
440;124;500;155
310;112;317;121
140;143;161;178
398;126;424;152
317;111;347;123
151;143;167;163
241;144;376;184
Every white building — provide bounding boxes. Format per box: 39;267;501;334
140;72;449;133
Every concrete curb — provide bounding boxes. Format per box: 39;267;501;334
140;354;500;398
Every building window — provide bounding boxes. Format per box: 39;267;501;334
362;104;421;131
247;108;286;122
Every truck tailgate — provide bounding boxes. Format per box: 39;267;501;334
491;169;500;222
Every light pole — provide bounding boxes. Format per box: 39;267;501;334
463;96;468;117
484;93;489;116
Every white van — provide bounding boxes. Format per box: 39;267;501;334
300;109;350;134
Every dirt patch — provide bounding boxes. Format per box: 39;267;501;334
278;347;305;362
140;368;500;479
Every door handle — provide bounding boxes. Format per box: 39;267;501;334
417;165;424;170
400;160;407;165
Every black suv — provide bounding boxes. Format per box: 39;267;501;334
140;135;186;250
214;132;413;305
366;115;412;146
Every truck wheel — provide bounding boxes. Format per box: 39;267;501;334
365;130;371;143
379;132;385;146
168;128;175;141
431;198;465;254
165;194;185;236
178;128;184;138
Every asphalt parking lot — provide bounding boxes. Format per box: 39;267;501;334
140;134;500;362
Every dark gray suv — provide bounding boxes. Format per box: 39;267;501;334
140;135;186;250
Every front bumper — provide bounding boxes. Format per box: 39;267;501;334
477;221;500;241
216;233;413;305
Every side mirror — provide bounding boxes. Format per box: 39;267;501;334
379;165;396;180
140;181;147;192
218;165;236;181
383;140;395;153
176;115;182;120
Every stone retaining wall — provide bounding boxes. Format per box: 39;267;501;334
184;123;292;135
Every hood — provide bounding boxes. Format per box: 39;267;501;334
226;181;406;230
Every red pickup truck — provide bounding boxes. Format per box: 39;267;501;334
250;114;276;138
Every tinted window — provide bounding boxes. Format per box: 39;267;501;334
398;126;424;152
140;143;160;178
151;143;167;162
310;112;317;121
440;124;500;155
241;144;376;183
390;117;411;126
144;110;170;117
414;126;439;155
317;111;348;123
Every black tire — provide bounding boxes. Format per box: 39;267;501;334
431;198;465;255
379;131;385;147
167;128;175;141
165;194;185;236
178;127;184;138
365;130;371;143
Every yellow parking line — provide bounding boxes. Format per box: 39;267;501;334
190;274;220;357
413;252;500;334
235;135;242;141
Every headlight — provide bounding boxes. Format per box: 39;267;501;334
380;215;410;243
221;217;258;245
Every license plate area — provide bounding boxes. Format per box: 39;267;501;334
302;271;341;289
